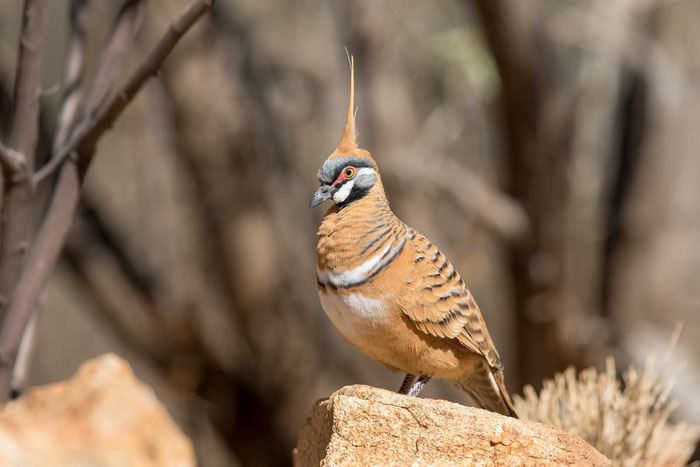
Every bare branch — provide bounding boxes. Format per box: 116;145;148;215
8;0;90;397
78;0;215;167
9;313;37;395
0;0;215;402
6;0;47;172
35;0;146;184
0;141;27;181
31;143;70;187
84;0;146;116
53;0;89;152
0;0;48;320
33;0;209;185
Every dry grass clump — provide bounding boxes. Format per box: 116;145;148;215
514;356;699;466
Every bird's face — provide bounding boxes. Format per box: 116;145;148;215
309;155;377;208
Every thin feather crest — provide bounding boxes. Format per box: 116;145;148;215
332;54;357;157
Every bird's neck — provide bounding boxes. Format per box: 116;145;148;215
317;181;406;272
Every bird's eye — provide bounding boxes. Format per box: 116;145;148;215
344;167;355;178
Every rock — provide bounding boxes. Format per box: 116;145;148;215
0;353;195;467
294;385;610;466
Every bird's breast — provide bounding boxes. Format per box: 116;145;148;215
317;283;393;344
315;196;412;351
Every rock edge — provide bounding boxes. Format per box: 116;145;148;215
294;384;610;466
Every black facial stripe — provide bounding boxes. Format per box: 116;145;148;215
333;178;352;189
338;185;370;207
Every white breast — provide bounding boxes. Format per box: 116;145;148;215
318;287;390;344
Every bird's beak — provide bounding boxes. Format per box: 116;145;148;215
309;184;334;208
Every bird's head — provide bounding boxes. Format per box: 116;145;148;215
309;56;380;208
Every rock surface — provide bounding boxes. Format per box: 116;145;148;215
0;353;195;467
294;385;610;466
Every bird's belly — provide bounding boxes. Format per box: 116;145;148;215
318;287;471;377
318;289;392;346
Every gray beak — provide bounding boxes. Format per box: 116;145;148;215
309;184;334;208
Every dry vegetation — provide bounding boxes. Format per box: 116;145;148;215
515;352;700;466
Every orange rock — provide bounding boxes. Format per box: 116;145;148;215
294;385;610;466
0;353;194;467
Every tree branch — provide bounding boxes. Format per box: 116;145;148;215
0;141;27;182
77;0;214;169
0;0;215;402
84;0;146;118
52;0;89;153
9;0;90;397
0;0;48;320
6;0;47;173
35;0;146;184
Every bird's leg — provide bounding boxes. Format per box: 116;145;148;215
398;373;416;394
406;375;432;397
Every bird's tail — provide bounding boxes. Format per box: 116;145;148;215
458;363;518;418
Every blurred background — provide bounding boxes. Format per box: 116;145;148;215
1;0;700;465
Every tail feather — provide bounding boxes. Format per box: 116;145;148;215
459;364;518;418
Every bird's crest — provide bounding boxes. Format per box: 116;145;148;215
334;54;357;156
328;54;377;169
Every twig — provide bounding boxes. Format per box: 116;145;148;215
84;0;146;116
0;0;48;320
0;141;27;181
33;0;211;185
6;0;47;172
0;0;215;402
9;313;37;394
79;0;215;166
35;0;146;185
53;0;89;152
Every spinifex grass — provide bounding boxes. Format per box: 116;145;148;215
514;355;699;466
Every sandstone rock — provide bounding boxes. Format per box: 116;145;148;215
0;353;195;467
294;385;610;466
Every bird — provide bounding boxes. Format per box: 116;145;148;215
309;57;517;417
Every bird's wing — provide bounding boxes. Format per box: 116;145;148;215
399;232;503;370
